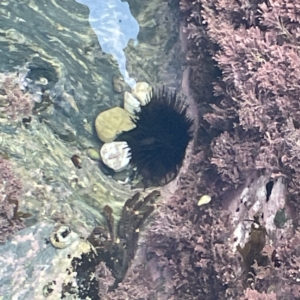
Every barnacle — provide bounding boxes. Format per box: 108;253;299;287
43;281;55;297
50;225;76;249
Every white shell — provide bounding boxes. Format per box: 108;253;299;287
124;91;141;114
197;195;212;206
131;82;152;106
100;141;131;172
50;225;78;249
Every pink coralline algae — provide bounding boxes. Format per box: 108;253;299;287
1;1;300;299
101;0;300;299
0;156;24;243
241;288;277;300
200;0;300;196
0;72;33;120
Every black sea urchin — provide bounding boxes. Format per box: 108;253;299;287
119;87;193;186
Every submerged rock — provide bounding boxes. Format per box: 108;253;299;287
86;148;101;161
113;75;127;93
95;107;136;142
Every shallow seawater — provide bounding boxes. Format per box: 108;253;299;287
75;0;139;87
0;2;184;296
0;0;185;298
0;0;182;219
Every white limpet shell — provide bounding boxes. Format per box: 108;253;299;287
197;195;212;206
124;91;141;114
131;82;152;106
50;225;79;249
100;141;131;172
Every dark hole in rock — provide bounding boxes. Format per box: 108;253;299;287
271;250;282;268
266;181;274;202
22;116;32;129
293;119;300;129
27;57;58;90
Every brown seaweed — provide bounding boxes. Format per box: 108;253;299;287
74;190;160;298
237;216;268;288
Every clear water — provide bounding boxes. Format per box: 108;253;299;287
0;0;183;237
75;0;139;87
0;0;182;298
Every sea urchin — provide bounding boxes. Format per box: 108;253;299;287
118;87;193;186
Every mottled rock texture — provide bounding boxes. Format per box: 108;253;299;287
105;0;300;299
95;107;135;142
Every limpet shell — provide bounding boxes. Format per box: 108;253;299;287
197;195;212;206
100;141;131;172
43;281;55;297
35;77;48;85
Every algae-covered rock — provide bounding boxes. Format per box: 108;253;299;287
95;107;136;142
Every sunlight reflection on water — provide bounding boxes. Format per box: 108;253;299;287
75;0;139;87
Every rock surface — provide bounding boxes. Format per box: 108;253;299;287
86;147;101;161
0;222;94;300
95;107;136;142
112;75;127;93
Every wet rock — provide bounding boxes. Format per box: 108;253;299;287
100;141;131;172
0;222;96;299
131;82;152;106
87;148;101;161
95;107;136;142
113;168;132;183
112;75;127;93
99;160;115;176
55;128;77;142
45;116;77;142
124;91;141;114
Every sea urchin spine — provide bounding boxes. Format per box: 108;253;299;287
119;87;193;185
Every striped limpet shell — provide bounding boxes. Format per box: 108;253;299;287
50;225;76;249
